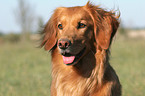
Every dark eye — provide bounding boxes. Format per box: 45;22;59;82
58;24;63;29
78;22;86;29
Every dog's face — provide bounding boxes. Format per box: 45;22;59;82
56;7;94;65
41;3;119;65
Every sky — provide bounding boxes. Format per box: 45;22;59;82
0;0;145;33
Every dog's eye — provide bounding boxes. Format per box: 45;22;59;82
58;24;63;29
78;23;86;29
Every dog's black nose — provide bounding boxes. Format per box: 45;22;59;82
58;39;71;50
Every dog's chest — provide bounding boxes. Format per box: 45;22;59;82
53;69;91;96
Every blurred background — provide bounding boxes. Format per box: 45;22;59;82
0;0;145;96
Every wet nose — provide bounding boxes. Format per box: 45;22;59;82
58;39;71;49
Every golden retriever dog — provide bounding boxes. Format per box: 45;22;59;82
41;2;121;96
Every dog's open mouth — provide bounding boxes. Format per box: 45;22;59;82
62;47;86;65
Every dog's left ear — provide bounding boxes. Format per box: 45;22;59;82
96;15;119;49
85;2;119;49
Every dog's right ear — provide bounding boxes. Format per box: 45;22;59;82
41;8;63;50
41;17;57;50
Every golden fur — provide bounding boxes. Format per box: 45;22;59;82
41;2;121;96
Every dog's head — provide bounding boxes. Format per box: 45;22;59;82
41;2;119;65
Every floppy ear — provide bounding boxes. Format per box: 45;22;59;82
41;8;63;50
96;15;119;49
41;18;57;50
85;2;119;49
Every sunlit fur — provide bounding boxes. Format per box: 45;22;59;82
41;2;121;96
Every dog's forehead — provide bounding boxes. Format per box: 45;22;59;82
59;7;89;22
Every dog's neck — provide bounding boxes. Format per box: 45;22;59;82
74;48;108;83
73;50;96;78
51;47;109;95
52;47;108;79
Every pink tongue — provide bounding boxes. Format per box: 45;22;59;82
62;56;75;64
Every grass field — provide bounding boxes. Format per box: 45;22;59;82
0;36;145;96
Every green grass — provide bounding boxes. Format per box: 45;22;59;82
111;37;145;96
0;42;51;96
0;37;145;96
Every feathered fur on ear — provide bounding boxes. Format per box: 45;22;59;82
41;8;64;50
41;18;57;50
84;2;119;49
